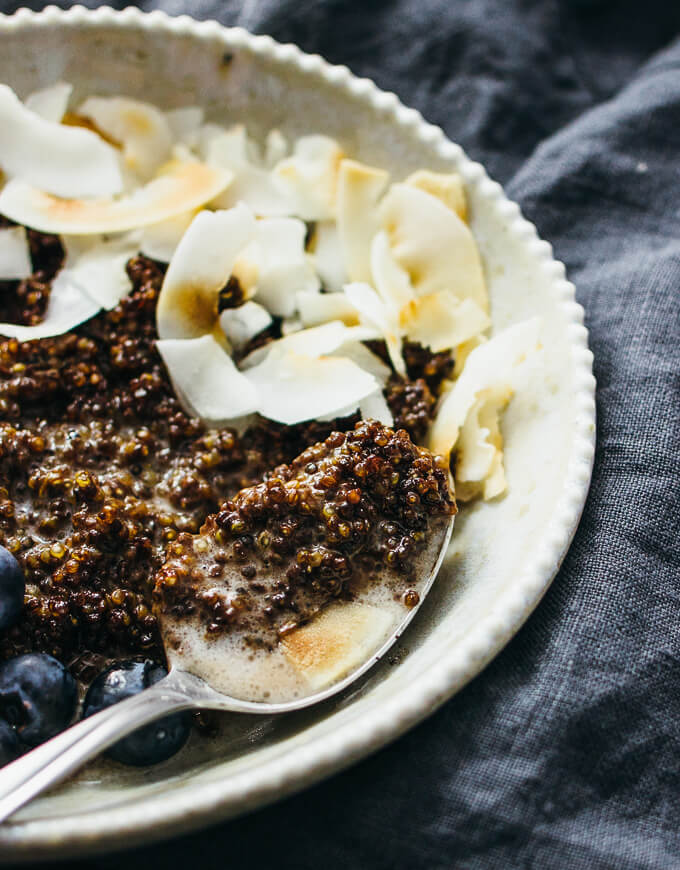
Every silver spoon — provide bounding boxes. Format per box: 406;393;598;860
0;514;453;824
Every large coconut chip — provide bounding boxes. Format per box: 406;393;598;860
239;321;376;370
296;290;359;328
24;82;73;124
359;390;394;427
343;282;405;376
370;229;414;313
157;334;259;423
337;159;390;283
0;226;32;280
0;267;101;340
245;217;320;318
219;301;272;351
138;209;198;263
205;125;291;217
429;318;541;482
400;292;490;353
0;160;232;236
60;234;138;310
404;169;467;222
454;390;509;501
273;135;344;221
156;204;256;341
310;220;346;293
0;84;122;199
380;183;488;311
332;340;392;387
244;344;379;425
79;96;174;181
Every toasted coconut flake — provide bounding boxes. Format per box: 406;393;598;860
264;129;289;167
333;340;392;386
245;345;378;425
165;106;204;148
281;316;304;336
157;334;259;423
344;282;405;376
297;291;359;328
246;217;320;318
429;318;541;490
61;234;138;309
0;226;32;280
370;230;414;312
380;183;487;310
290;321;378;354
157;204;256;341
69;233;140;307
0;160;232;236
405;169;467;222
79;96;173;180
138;209;198;263
240;321;371;369
219;301;272;351
337;159;390;282
454;391;507;501
25;81;72;123
310;220;346;292
359;390;394;427
453;334;487;378
315;402;360;423
273;135;344;221
401;292;490;353
206;126;290;217
0;267;100;340
0;84;122;198
281;603;393;689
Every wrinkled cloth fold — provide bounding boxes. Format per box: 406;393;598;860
4;1;680;868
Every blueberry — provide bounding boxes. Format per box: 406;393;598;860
0;546;25;630
0;718;20;767
83;661;190;767
0;654;77;746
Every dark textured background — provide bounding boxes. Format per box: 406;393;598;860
3;1;680;868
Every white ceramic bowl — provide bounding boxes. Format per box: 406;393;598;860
0;5;596;862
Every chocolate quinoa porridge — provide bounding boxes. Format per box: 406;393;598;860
0;226;455;688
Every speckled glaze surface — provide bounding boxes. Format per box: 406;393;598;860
0;6;595;861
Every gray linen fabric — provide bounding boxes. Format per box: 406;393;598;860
3;1;680;868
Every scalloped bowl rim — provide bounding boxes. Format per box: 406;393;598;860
0;5;596;861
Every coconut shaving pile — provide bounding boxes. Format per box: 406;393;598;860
0;81;541;501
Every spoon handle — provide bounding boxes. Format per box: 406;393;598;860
0;676;195;825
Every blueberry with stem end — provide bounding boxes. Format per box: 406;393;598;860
0;718;20;767
83;661;191;767
0;546;25;631
0;654;77;746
